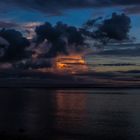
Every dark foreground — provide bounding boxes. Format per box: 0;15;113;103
0;88;140;140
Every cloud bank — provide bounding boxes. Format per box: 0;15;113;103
0;12;133;73
0;0;140;15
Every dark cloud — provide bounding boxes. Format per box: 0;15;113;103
98;47;140;56
0;21;19;28
123;6;140;14
35;21;84;58
0;12;133;68
112;0;140;5
0;37;9;58
34;13;132;58
0;0;140;15
0;29;30;62
82;13;131;44
95;63;136;66
14;59;52;69
83;17;103;30
95;13;131;43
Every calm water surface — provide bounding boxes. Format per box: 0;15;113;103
0;88;140;140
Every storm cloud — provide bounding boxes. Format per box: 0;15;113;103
95;13;131;43
0;12;133;66
0;0;140;15
0;29;30;62
83;13;131;45
35;21;84;58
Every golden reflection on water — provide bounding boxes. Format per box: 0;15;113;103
54;90;87;130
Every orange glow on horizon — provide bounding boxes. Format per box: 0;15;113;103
57;63;67;69
54;54;88;74
36;54;88;74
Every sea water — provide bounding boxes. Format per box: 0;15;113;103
0;88;140;140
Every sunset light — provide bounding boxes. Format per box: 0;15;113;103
0;0;140;140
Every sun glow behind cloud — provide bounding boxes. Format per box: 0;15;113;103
37;54;88;74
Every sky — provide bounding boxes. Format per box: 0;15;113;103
0;0;140;42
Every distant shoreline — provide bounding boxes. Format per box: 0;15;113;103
0;78;139;89
0;69;140;89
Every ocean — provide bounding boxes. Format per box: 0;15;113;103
0;88;140;140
